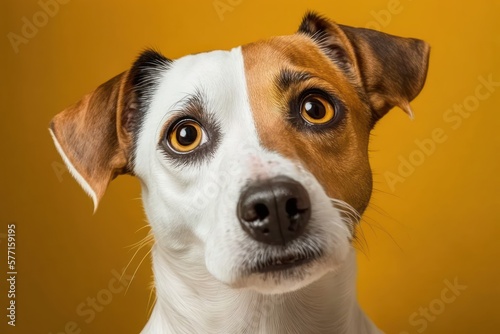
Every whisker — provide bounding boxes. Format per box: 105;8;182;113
352;224;370;256
147;282;157;316
361;214;404;254
328;197;373;255
121;230;154;281
126;232;154;250
136;224;153;232
126;247;153;295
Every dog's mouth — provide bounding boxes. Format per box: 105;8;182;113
256;253;314;273
250;248;321;273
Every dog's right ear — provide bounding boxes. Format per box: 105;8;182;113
50;50;170;211
298;12;430;124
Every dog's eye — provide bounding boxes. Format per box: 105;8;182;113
167;119;204;153
300;94;335;125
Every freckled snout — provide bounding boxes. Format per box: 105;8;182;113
237;176;311;245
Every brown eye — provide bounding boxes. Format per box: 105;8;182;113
300;94;335;125
168;119;203;153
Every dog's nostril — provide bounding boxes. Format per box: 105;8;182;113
285;198;299;218
285;198;307;232
254;203;270;220
262;228;270;234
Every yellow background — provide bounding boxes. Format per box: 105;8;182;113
1;0;499;333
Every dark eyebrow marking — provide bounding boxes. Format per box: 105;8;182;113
177;90;206;117
276;69;313;91
158;89;207;143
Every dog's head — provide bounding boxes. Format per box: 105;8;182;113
50;13;429;294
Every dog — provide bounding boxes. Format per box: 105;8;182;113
50;12;429;334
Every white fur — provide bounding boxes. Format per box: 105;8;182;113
132;47;381;333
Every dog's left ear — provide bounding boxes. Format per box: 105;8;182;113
298;12;430;124
49;72;134;211
50;50;170;211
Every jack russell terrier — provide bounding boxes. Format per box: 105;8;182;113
50;12;429;334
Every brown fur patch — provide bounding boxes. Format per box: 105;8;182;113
50;72;133;205
242;34;374;214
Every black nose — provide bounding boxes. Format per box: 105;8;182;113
237;176;311;245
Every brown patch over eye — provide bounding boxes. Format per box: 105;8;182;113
242;35;374;216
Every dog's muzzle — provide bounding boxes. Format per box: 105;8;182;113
237;176;311;246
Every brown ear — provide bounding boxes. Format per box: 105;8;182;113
50;49;170;211
298;12;430;123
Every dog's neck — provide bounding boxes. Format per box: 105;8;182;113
142;245;378;334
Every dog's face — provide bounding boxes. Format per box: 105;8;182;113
50;13;429;294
